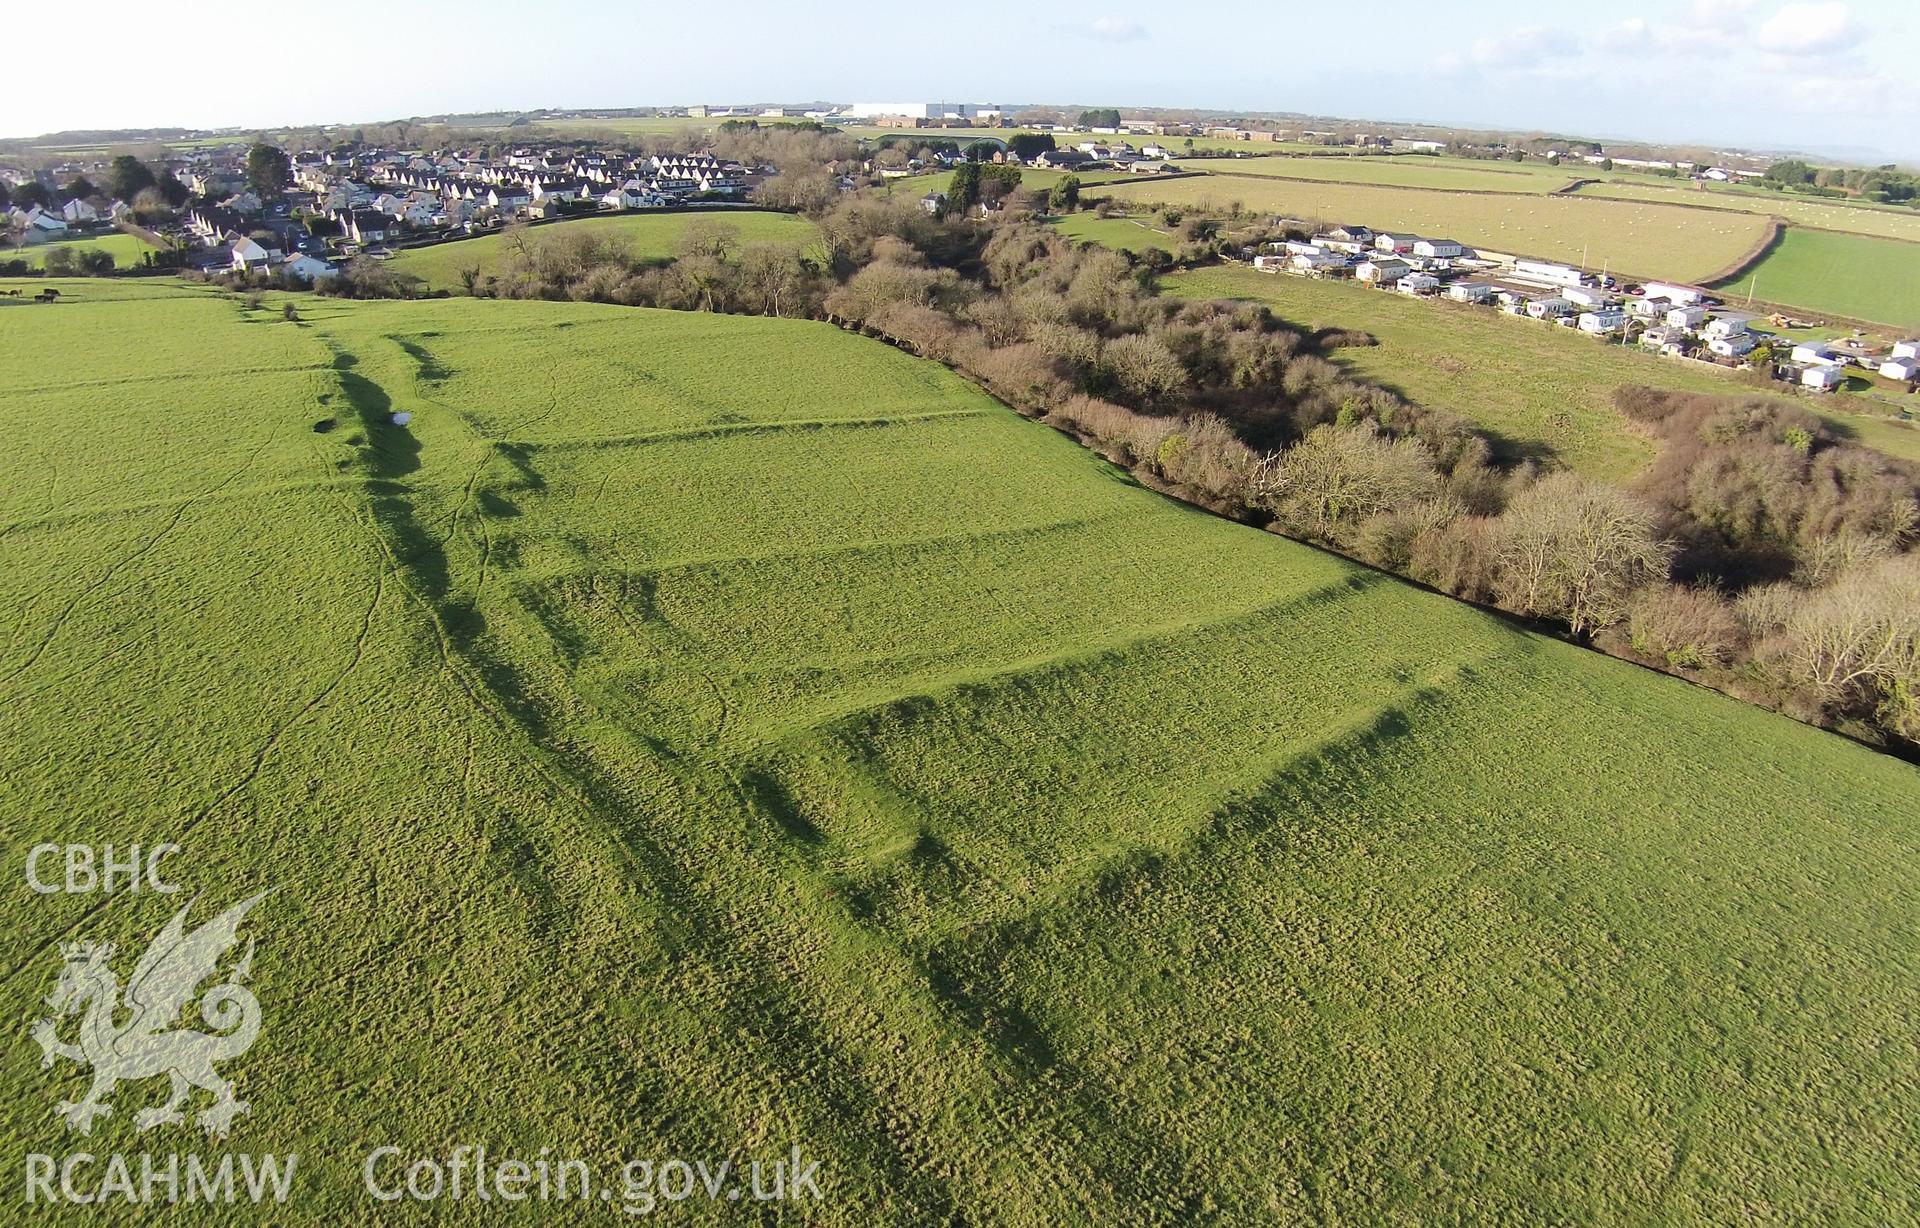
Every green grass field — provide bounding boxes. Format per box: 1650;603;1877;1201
1046;212;1176;254
1710;228;1920;328
1174;155;1581;194
386;209;819;290
4;231;155;271
1094;175;1772;284
2;279;1916;1223
1577;179;1920;244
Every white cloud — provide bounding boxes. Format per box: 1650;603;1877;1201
1469;26;1580;68
1757;2;1865;54
1595;18;1652;52
1080;15;1147;42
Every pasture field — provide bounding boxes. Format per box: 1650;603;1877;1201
1;281;1916;1223
1048;212;1176;254
1174;155;1581;194
386;209;819;290
3;231;155;270
1163;266;1920;472
1709;227;1920;328
1576;179;1920;244
1093;173;1770;283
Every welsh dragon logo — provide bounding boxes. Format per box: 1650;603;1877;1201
31;892;268;1138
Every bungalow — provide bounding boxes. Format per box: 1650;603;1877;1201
1578;309;1628;334
1628;296;1668;319
1526;297;1574;319
280;253;337;283
1879;356;1920;382
1355;258;1409;284
1702;314;1750;340
61;198;99;224
1708;332;1757;358
1033;149;1096;171
919;192;945;215
1313;233;1370;255
1396;272;1441;296
601;183;655;209
1640;325;1687;354
1643;281;1707;307
1411;238;1463;259
1327;225;1374;245
1891;340;1920;361
1514;259;1585;288
1251;254;1288;271
1497;291;1528;314
1563;286;1612;308
1446;282;1494;303
1665;305;1711;331
1790;341;1837;365
1284;239;1327;256
1801;363;1845;390
1290;251;1348;275
1373;232;1419;254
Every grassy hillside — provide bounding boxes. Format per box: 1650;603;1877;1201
387;209;819;289
1711;227;1920;329
2;280;1916;1223
1093;175;1770;284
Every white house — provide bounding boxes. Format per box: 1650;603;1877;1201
1251;254;1288;271
1396;272;1441;295
280;253;337;283
1578;309;1628;334
229;235;282;272
1892;340;1920;361
1702;314;1751;340
1708;333;1758;358
1665;305;1712;330
1790;341;1837;365
919;192;945;215
1374;232;1419;253
1411;238;1463;259
1643;282;1707;306
1284;240;1327;257
1801;363;1845;390
1446;282;1494;303
1290;251;1348;274
1526;297;1574;319
1629;297;1669;319
1878;356;1920;382
1564;286;1612;308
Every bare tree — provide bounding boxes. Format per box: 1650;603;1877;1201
1495;473;1673;638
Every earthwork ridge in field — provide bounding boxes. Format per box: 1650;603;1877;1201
2;284;1917;1222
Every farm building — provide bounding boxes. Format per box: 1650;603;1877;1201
1703;315;1751;340
1447;282;1494;303
1578;309;1628;334
1526;297;1574;319
1879;356;1920;381
1801;364;1846;390
1666;305;1712;330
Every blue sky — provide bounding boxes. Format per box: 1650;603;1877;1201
15;0;1918;162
